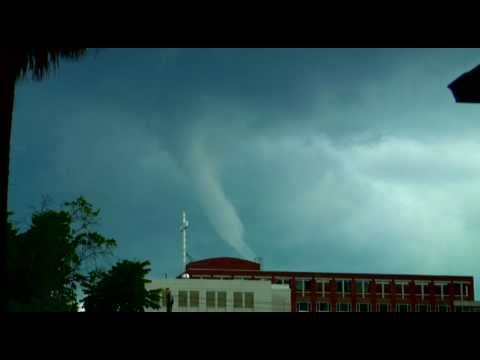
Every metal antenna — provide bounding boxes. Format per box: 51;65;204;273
180;210;189;272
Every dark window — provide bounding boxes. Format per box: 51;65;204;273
396;304;411;312
395;285;403;294
416;304;431;312
296;280;304;291
297;302;311;312
344;280;352;293
189;291;199;307
206;291;215;308
377;303;390;312
415;285;425;295
444;283;451;295
356;303;372;312
437;304;449;312
379;283;390;294
316;282;325;294
217;291;227;308
355;281;365;295
233;292;243;308
336;280;343;293
304;280;312;291
178;291;188;307
317;302;331;312
245;292;254;309
454;283;462;295
336;303;352;312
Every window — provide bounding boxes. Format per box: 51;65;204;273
376;282;390;299
377;303;391;312
245;292;254;309
437;304;449;312
454;283;462;295
336;280;352;297
217;291;227;308
336;303;352;312
336;280;343;293
415;283;429;300
453;282;470;299
206;291;215;308
316;280;329;297
296;280;304;292
178;291;188;308
434;283;448;300
317;281;325;296
395;282;408;299
317;302;331;312
233;292;243;308
395;284;403;295
384;283;391;294
416;304;431;312
305;280;312;291
297;302;311;312
396;304;411;312
344;280;352;293
189;291;199;307
356;303;372;312
356;280;368;298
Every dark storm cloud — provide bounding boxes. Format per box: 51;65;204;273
9;48;480;296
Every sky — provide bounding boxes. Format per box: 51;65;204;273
9;48;480;298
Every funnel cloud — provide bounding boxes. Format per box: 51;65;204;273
174;135;255;260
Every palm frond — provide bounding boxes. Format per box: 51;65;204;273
8;48;89;81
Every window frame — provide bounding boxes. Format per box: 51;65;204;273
217;291;227;308
178;290;188;308
356;303;372;312
396;303;411;312
189;290;200;308
206;291;216;308
233;291;243;309
437;304;449;312
316;302;331;312
415;304;431;312
377;303;391;312
336;303;352;312
296;302;311;312
244;292;254;309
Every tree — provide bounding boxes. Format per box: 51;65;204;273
1;48;89;285
82;260;161;312
7;196;116;311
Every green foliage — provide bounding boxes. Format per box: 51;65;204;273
82;260;161;312
8;195;160;313
64;197;116;274
7;196;116;312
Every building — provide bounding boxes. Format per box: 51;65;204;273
146;278;291;312
178;257;477;312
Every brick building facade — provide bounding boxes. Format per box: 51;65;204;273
180;257;476;312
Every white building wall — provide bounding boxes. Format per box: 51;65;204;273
146;279;290;312
272;284;291;312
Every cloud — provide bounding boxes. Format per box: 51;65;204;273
9;48;480;296
168;120;256;260
215;132;480;282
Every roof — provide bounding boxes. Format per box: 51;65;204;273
186;257;261;271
